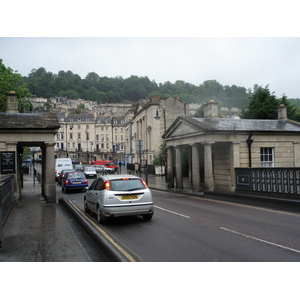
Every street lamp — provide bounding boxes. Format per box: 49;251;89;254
154;105;167;179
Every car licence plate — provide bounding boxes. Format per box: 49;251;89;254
121;195;138;200
73;181;81;184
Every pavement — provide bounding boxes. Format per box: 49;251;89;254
0;174;93;262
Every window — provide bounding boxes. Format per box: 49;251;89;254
260;147;274;167
69;133;73;140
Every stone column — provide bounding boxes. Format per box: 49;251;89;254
167;146;174;188
175;146;183;190
230;142;240;191
203;142;214;191
6;142;19;202
192;143;201;192
44;142;56;203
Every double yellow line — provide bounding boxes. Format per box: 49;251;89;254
68;200;137;262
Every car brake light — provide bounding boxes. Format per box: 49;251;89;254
104;180;111;190
65;180;69;185
140;179;148;188
84;179;88;184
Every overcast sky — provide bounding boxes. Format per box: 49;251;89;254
1;1;300;99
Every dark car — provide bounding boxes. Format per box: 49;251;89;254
57;169;74;185
61;171;88;193
21;163;29;174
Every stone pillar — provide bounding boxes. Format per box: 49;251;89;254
230;142;240;192
6;142;19;202
203;142;214;191
44;143;56;203
192;143;201;192
167;146;174;188
175;146;183;190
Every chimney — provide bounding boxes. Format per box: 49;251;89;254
278;104;287;119
6;91;19;114
203;99;218;118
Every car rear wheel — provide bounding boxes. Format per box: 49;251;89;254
84;199;91;213
97;207;107;224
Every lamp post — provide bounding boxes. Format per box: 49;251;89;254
154;105;167;179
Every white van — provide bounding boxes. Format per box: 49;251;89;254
55;158;73;181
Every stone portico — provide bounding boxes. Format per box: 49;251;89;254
0;92;59;203
163;100;300;193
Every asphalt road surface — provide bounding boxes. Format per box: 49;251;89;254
57;180;300;262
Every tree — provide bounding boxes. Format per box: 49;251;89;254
240;85;279;119
0;59;31;112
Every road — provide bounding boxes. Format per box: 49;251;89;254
56;179;300;262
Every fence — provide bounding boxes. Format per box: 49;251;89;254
0;175;14;246
235;168;300;195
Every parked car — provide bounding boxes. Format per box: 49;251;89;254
61;171;88;193
91;164;112;174
84;167;97;178
21;163;29;174
57;169;74;185
84;174;154;223
74;164;84;171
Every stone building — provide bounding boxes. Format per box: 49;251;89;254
124;96;187;165
163;100;300;193
0;92;59;202
55;112;126;163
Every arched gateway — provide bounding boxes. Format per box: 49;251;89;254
0;92;59;203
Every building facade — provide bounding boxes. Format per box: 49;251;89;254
124;96;187;166
55;113;126;163
163;100;300;193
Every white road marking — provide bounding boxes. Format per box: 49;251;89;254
220;227;300;254
154;205;190;218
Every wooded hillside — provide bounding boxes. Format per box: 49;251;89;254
22;67;256;108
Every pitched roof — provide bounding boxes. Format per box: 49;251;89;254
0;112;60;130
163;116;300;139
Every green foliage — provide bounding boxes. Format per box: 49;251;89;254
240;85;279;119
12;64;300;116
20;67;254;107
240;86;300;122
153;143;166;166
0;59;31;112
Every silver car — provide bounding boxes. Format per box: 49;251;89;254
84;174;154;223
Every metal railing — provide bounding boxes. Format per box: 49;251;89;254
236;168;300;195
0;175;14;246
